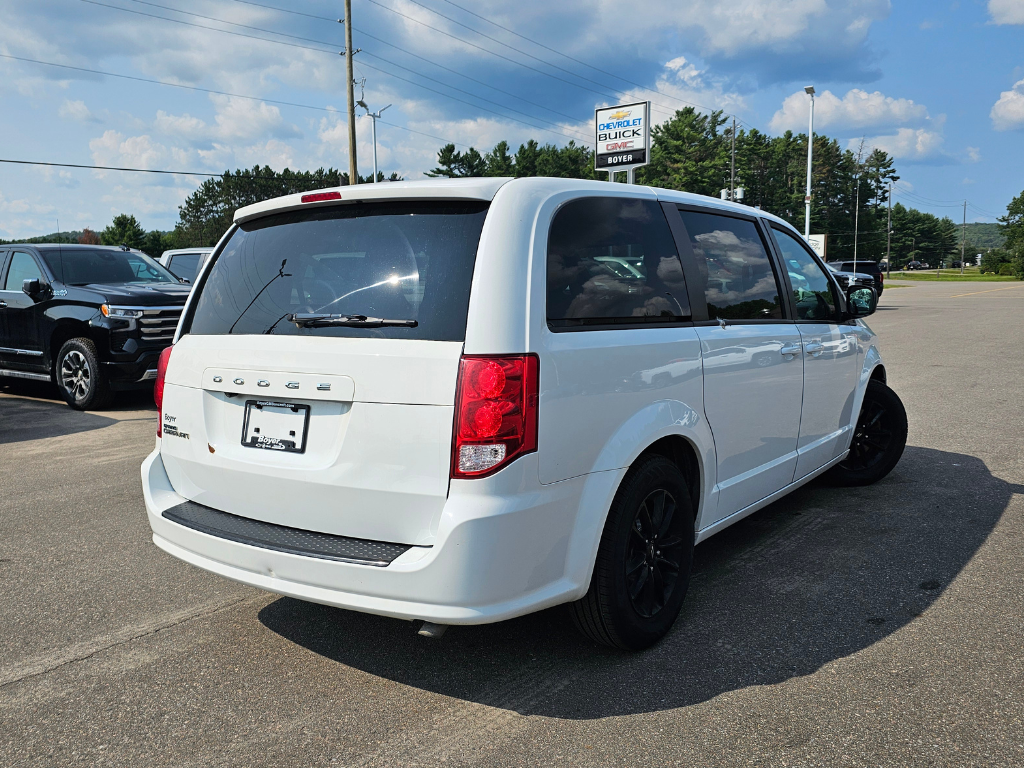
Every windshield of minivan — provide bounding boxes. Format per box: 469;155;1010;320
41;249;178;285
184;201;489;341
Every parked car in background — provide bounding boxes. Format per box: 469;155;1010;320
905;261;924;270
159;248;214;283
825;263;874;293
0;244;190;409
143;178;905;651
831;260;883;296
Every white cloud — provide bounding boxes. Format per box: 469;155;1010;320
770;88;928;132
856;128;945;160
988;0;1024;24
89;130;169;171
991;78;1024;130
58;99;97;122
966;146;981;162
153;96;301;146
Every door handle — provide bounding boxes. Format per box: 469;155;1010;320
0;300;7;308
804;342;825;357
780;343;801;358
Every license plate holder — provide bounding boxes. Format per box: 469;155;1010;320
241;399;310;453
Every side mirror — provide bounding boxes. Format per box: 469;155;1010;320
846;286;878;318
22;278;41;297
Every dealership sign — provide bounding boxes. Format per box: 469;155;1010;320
595;101;650;174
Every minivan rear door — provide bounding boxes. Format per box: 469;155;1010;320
158;200;490;547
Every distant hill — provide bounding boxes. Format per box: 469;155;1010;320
0;231;85;245
963;222;1006;250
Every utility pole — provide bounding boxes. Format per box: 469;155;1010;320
730;116;736;201
342;0;358;185
803;86;815;238
961;200;967;275
886;181;892;278
358;86;391;183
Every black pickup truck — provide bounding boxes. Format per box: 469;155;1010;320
0;244;191;409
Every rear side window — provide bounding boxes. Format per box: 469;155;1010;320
546;197;689;328
185;201;488;341
167;253;202;281
676;209;783;321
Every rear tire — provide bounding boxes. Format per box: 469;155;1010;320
827;379;907;486
570;455;694;650
56;338;112;411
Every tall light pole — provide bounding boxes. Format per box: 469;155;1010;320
804;85;815;239
358;96;391;183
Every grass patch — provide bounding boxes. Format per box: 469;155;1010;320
886;268;1018;282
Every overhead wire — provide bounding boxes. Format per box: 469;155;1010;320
95;0;593;144
362;0;705;124
430;0;746;124
0;53;471;149
219;0;589;126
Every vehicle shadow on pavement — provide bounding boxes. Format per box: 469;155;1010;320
259;446;1019;719
0;382;154;444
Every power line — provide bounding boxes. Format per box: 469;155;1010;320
0;158;219;176
220;0;587;126
96;0;592;144
0;53;471;149
364;0;693;121
431;0;739;122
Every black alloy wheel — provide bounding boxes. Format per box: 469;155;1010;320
56;338;112;411
827;379;907;487
571;454;694;650
625;488;687;618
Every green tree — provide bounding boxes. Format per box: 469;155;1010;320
638;107;730;196
101;214;147;250
172;165;400;248
999;189;1024;279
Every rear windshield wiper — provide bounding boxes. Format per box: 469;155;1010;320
286;313;418;328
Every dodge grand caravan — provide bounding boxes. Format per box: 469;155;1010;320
142;178;907;650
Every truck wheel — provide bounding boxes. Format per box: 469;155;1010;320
827;379;907;486
570;455;694;650
56;338;112;411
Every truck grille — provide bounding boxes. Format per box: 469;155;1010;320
139;307;183;343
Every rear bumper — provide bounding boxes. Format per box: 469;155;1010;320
142;449;587;624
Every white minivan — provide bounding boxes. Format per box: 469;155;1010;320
142;177;906;649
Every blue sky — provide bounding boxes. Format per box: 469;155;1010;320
1;0;1022;238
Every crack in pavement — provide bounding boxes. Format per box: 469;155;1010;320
0;593;262;689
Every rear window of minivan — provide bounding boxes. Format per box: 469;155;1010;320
183;201;488;341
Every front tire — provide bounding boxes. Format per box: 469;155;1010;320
570;455;694;650
827;379;907;486
56;338;112;411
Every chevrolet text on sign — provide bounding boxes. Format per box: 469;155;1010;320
595;101;650;171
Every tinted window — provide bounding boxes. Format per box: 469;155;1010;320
186;201;488;341
837;261;880;275
676;210;782;320
772;227;837;321
40;249;177;285
4;252;43;290
547;197;689;327
167;253;202;281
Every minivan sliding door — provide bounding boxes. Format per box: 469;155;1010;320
671;206;804;526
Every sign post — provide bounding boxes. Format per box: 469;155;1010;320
595;101;650;183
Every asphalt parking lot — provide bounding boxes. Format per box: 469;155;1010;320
2;280;1023;767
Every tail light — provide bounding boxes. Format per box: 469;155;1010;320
451;354;538;478
154;345;173;437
